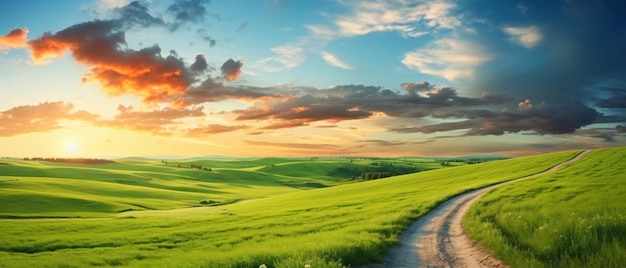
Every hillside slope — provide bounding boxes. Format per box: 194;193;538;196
465;146;626;267
0;150;580;267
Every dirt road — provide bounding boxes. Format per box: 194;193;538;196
361;150;591;268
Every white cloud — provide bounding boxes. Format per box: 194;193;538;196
503;26;542;48
516;4;529;15
332;0;460;38
256;44;305;72
96;0;129;9
305;25;336;39
421;1;462;29
402;39;489;81
321;51;352;69
86;0;129;16
518;99;534;110
259;0;462;72
404;31;429;38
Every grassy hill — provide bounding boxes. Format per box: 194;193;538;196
0;156;453;217
0;160;309;217
0;149;597;267
464;146;626;267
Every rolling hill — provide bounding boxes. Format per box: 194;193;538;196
0;148;621;267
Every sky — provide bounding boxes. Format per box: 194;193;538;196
0;0;625;158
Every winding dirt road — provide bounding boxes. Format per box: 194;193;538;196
361;150;591;268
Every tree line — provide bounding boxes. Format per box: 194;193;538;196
162;160;212;171
23;157;114;164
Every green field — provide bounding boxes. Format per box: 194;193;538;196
0;150;604;267
0;157;453;218
464;147;626;267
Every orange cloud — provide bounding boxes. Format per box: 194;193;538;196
290;106;309;113
27;21;195;105
25;19;253;107
260;120;309;130
28;32;73;62
186;124;249;136
81;46;193;104
0;101;99;137
6;1;258;108
0;28;29;51
97;105;205;135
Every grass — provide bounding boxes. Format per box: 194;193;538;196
464;147;626;268
0;157;455;217
0;150;579;267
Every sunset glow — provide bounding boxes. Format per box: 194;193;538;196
1;0;625;158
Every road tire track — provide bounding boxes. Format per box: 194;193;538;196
360;150;591;268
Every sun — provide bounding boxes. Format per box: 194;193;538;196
64;139;79;155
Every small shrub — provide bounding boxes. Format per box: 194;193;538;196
199;200;216;205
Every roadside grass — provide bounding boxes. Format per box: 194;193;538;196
0;150;580;267
464;147;626;267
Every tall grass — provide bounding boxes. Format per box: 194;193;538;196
0;150;580;267
464;147;626;267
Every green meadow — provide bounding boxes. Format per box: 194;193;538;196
464;147;626;267
0;149;611;267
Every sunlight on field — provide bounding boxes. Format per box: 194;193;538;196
0;151;584;267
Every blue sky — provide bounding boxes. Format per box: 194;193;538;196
0;0;625;157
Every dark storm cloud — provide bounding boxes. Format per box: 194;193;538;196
167;0;209;31
114;1;165;28
220;58;244;82
234;94;373;125
593;86;626;108
196;29;217;47
232;84;508;129
573;129;619;143
471;0;626;125
190;54;208;73
401;81;435;96
177;81;289;107
337;84;508;118
0;101;98;136
227;80;605;136
392;100;599;136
